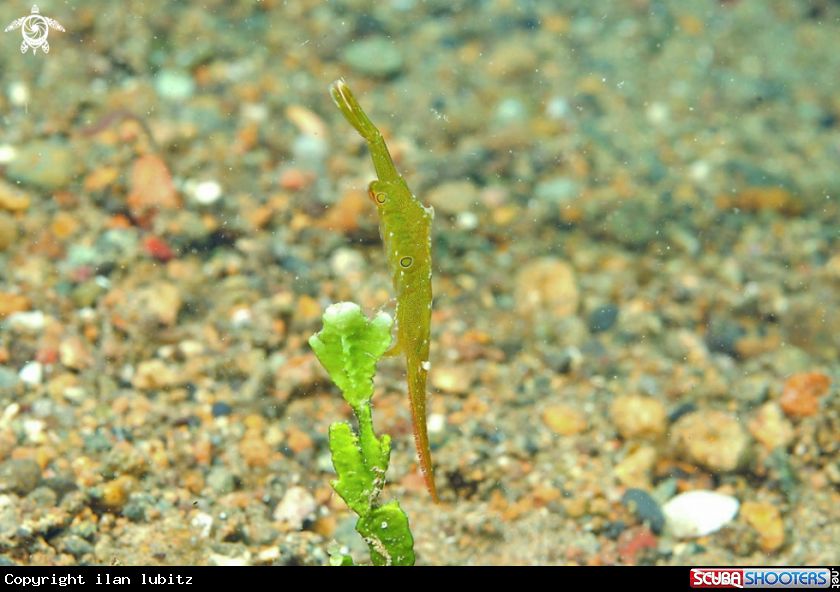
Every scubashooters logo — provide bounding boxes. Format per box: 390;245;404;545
691;568;836;589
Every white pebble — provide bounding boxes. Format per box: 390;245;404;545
663;491;739;538
190;511;214;539
0;145;17;164
154;70;195;101
23;419;46;443
689;160;711;183
646;102;670;126
330;248;365;275
7;82;30;107
545;95;570;120
230;307;253;328
62;386;87;405
427;413;445;434
240;102;269;123
188;180;223;205
6;310;46;332
19;362;43;385
77;307;97;322
273;486;316;530
456;211;478;231
179;339;205;358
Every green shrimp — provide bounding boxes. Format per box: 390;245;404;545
330;79;438;503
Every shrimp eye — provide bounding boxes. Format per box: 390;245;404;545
372;192;387;204
399;256;413;268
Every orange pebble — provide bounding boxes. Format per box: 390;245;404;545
194;439;212;466
780;372;830;418
0;293;30;318
126;155;180;219
142;235;175;262
279;168;308;191
108;213;133;229
285;427;313;454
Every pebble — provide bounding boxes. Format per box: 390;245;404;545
747;402;794;451
279;168;309;191
155;69;196;101
206;467;236;494
0;458;41;496
611;396;667;441
604;201;658;249
18;362;43;386
211;401;233;418
239;430;271;468
662;491;740;538
186;180;223;205
142;235;175;262
426;180;480;216
6;82;29;107
178;340;205;358
273;486;317;531
190;511;214;539
534;176;581;207
588;305;619;333
60;535;94;559
542;404;587;436
131;359;183;390
616;526;658;565
430;365;473;394
720;187;800;215
485;39;539;78
341;36;404;77
0;144;15;164
0;180;30;212
72;280;107;308
329;248;366;276
0;369;18;389
740;500;785;553
285;427;312;455
670;410;752;473
0;294;30;318
614;445;657;489
0;213;17;251
126;155;181;219
5;310;46;333
5;139;76;190
59;337;93;371
286;105;328;138
131;281;183;327
515;257;579;321
94;475;135;512
456;211;478;231
494;98;528;124
291;135;328;168
779;372;830;419
621;488;665;534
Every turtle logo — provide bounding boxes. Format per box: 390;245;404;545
5;5;65;55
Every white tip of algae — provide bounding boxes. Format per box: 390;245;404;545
325;302;361;320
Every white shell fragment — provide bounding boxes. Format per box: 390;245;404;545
662;491;740;538
18;361;43;385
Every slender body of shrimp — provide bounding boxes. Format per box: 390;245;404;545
330;79;438;503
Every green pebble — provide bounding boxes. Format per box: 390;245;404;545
6;139;76;190
342;37;404;77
